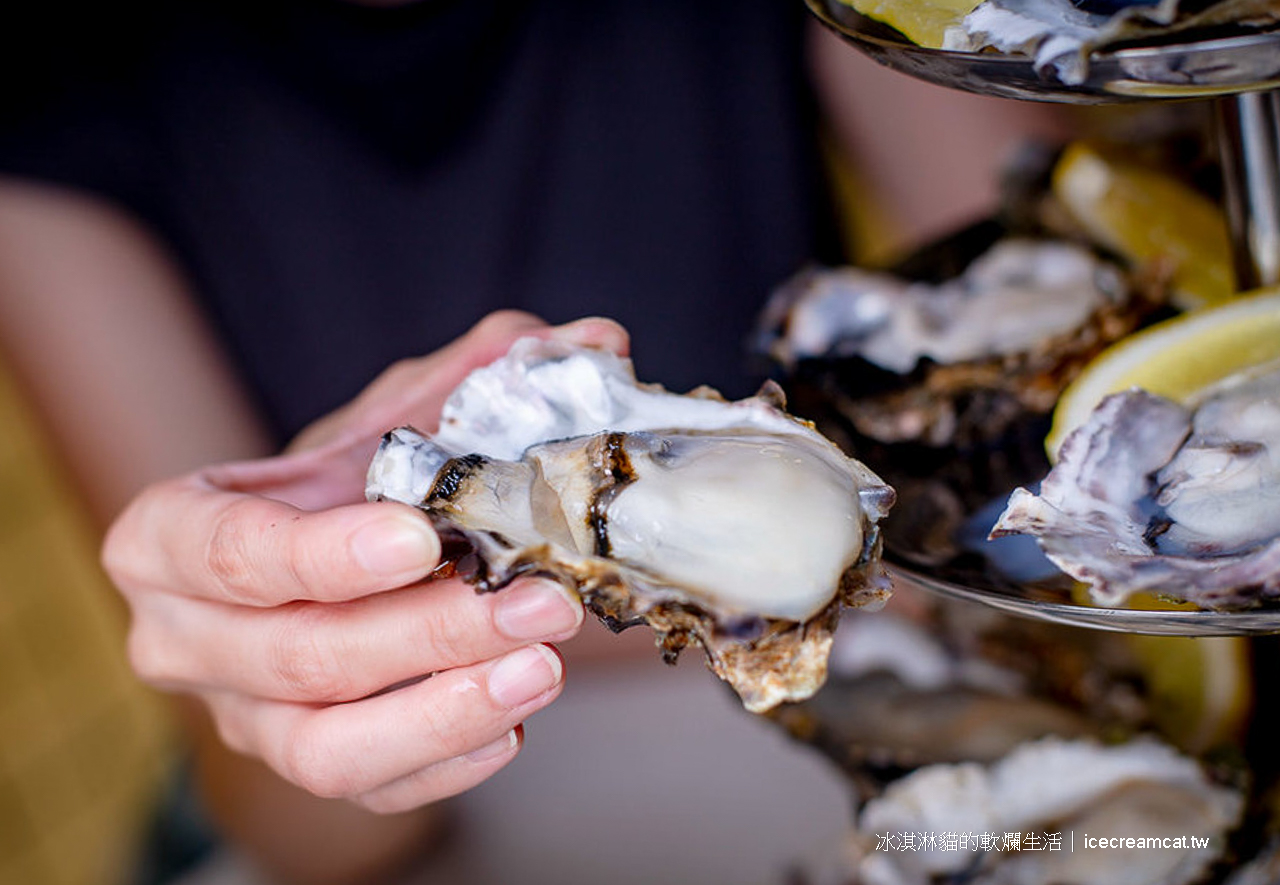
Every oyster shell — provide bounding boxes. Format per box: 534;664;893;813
944;0;1280;86
759;237;1165;447
1225;837;1280;885
770;611;1102;786
848;736;1242;885
366;338;896;712
769;601;1156;791
991;360;1280;609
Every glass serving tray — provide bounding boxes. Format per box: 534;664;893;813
898;565;1280;635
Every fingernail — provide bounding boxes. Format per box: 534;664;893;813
466;729;519;763
350;513;439;580
494;580;583;641
488;645;562;708
549;317;627;351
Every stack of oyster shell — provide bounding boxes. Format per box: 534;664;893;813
758;137;1280;615
774;603;1248;885
746;130;1280;883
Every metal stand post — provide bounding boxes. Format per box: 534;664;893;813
1216;89;1280;291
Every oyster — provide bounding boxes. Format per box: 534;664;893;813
1225;838;1280;885
759;236;1164;446
366;338;896;712
770;600;1158;789
944;0;1280;86
991;360;1280;609
771;610;1105;786
846;736;1243;885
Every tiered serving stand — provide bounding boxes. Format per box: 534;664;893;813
804;0;1280;635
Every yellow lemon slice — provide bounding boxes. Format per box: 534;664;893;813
1126;626;1252;755
843;0;981;47
1047;287;1280;457
1052;141;1234;310
1070;581;1251;752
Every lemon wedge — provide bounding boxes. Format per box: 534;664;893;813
1070;583;1251;753
1126;627;1252;755
1047;287;1280;457
1052;141;1234;310
844;0;981;47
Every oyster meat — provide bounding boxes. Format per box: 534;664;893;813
366;338;896;712
759;237;1163;446
992;360;1280;609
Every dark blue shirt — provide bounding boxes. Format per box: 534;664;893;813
0;0;837;441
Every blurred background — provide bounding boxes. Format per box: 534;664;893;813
0;359;173;885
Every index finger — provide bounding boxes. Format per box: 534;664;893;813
104;474;441;606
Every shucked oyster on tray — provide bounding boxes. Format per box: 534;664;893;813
993;359;1280;610
779;602;1251;885
836;0;1280;87
754;141;1280;612
945;0;1280;85
366;338;896;713
837;735;1243;885
758;232;1168;448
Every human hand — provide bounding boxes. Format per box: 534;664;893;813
103;311;629;813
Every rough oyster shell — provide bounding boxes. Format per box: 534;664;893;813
759;237;1166;447
366;339;896;712
945;0;1280;86
850;736;1242;885
769;613;1102;795
991;361;1280;609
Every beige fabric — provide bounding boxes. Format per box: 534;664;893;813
0;359;175;885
